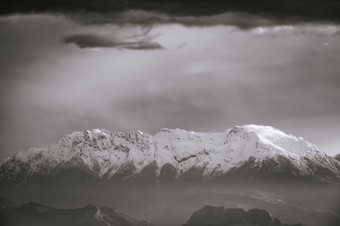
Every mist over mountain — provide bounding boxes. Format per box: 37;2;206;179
0;197;312;226
0;197;151;226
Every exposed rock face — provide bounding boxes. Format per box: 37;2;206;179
335;154;340;162
0;125;339;190
182;206;305;226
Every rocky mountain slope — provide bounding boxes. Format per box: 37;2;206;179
335;154;340;162
0;125;339;188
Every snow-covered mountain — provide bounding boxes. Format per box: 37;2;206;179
0;125;339;188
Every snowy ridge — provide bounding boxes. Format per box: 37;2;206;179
1;125;339;184
223;125;319;164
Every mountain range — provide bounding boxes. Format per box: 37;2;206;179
0;197;306;226
0;197;151;226
0;125;339;226
0;124;339;190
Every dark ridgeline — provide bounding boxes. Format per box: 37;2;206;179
182;206;304;226
0;197;151;226
0;197;310;226
182;206;305;226
0;197;307;226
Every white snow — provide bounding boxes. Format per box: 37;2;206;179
5;125;334;180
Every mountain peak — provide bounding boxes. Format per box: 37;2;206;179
1;124;339;188
227;124;319;158
238;124;290;138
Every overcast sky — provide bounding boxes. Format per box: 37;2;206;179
1;1;340;160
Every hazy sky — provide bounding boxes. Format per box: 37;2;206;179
1;2;340;159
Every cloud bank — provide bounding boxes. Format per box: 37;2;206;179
1;0;340;25
68;10;276;29
1;14;340;159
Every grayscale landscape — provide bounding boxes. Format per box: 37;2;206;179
0;1;340;226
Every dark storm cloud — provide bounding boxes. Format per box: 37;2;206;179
123;42;164;50
64;34;118;48
63;33;164;50
68;10;275;29
1;0;340;26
